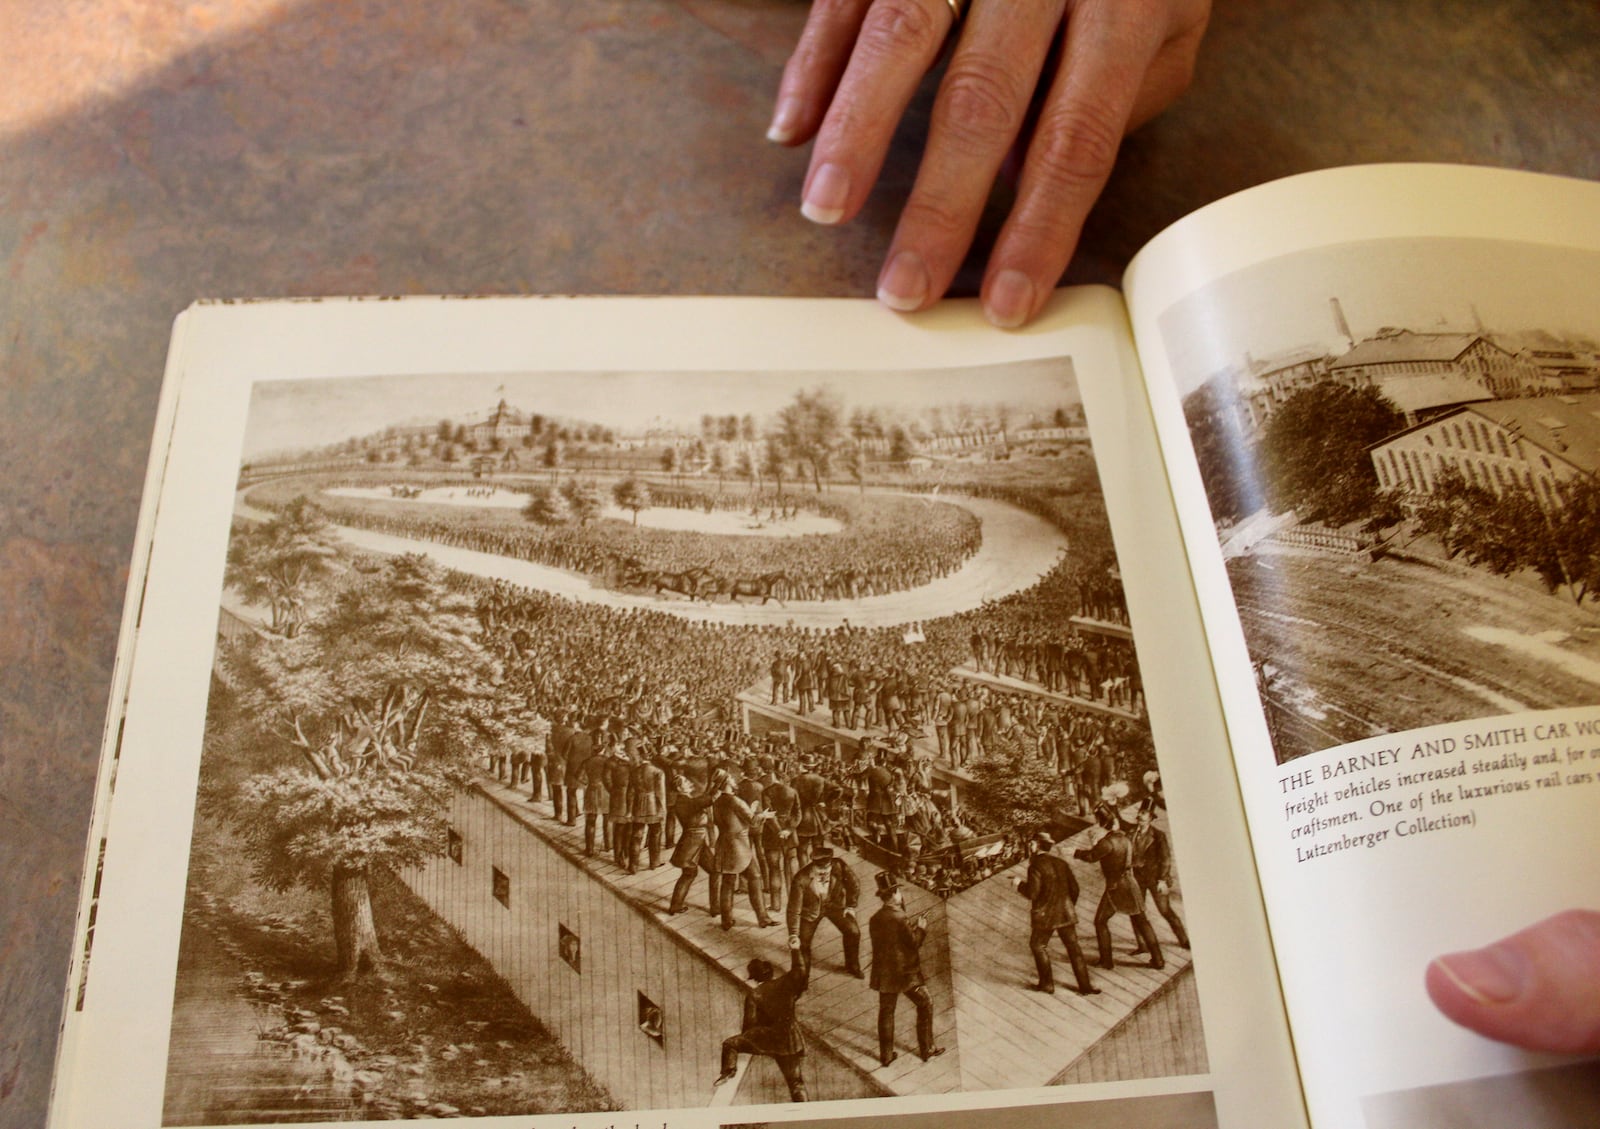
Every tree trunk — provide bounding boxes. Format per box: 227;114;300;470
331;865;384;976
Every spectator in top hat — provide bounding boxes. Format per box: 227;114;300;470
867;871;942;1067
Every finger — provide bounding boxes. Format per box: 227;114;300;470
769;0;877;145
800;0;956;227
1126;12;1206;131
1426;910;1600;1055
875;0;1068;314
981;0;1169;327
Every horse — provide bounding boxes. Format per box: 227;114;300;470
651;566;717;602
723;571;790;606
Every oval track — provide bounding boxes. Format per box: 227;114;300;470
237;491;1071;630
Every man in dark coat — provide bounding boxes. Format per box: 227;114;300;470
791;759;829;866
666;774;721;915
712;770;774;929
714;950;810;1101
565;721;596;829
1016;832;1099;995
577;740;610;858
786;845;863;977
862;752;897;850
607;743;637;871
1075;809;1164;970
544;711;572;822
762;772;800;912
631;750;669;871
867;872;942;1067
1130;807;1190;950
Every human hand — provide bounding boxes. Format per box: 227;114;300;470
1426;910;1600;1054
769;0;1210;328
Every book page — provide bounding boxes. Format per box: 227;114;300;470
50;291;1302;1129
1123;165;1600;1128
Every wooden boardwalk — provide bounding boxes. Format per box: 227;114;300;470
472;771;1198;1100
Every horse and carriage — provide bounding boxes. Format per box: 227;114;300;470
609;557;792;606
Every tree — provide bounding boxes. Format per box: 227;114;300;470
661;445;682;483
776;388;844;491
843;446;866;494
1182;380;1264;524
734;449;757;493
762;435;788;497
1551;475;1600;603
888;425;915;464
613;476;652;525
225;554;534;976
522;485;572;526
543;437;565;481
709;446;727;489
562;477;605;526
225;496;342;637
1413;466;1482;558
1258;383;1402;526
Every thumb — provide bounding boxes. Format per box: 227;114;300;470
1426;910;1600;1054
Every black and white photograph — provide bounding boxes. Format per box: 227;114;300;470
164;357;1205;1122
1159;238;1600;763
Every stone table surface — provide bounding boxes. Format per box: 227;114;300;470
2;2;1598;1126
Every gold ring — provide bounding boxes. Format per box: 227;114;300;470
945;0;966;21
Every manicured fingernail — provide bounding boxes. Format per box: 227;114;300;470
877;251;930;312
802;163;850;224
1434;946;1527;1004
985;269;1035;329
767;97;803;143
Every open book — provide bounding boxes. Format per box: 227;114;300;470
49;164;1600;1129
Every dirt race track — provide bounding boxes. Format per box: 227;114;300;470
239;491;1071;630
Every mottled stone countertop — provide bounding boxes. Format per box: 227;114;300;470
2;2;1597;1125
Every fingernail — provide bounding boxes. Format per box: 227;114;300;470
802;163;850;225
767;97;803;143
877;251;930;312
1434;945;1527;1004
985;269;1035;329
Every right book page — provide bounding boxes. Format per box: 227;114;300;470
1120;164;1600;1129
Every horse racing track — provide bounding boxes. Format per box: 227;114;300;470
240;470;1077;629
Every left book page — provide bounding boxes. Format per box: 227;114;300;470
50;292;1301;1129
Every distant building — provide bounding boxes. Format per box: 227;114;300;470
1328;331;1546;424
1520;349;1600;393
1012;425;1090;444
1235;348;1332;431
1370;393;1600;509
468;399;536;450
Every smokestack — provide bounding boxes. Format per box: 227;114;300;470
1330;298;1354;349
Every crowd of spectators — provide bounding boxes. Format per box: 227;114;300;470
471;573;1157;896
256;482;981;604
